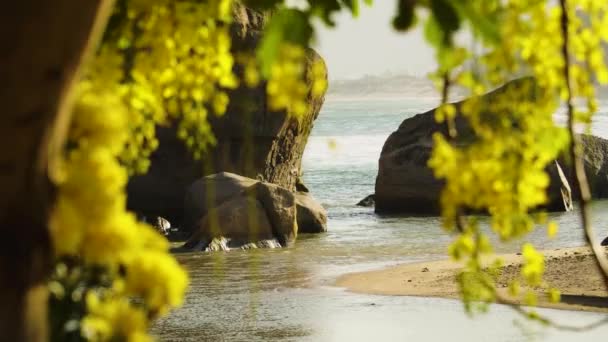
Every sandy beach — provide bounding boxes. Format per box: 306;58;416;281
336;246;608;312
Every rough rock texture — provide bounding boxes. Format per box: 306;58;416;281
295;192;328;233
152;216;171;237
181;172;303;251
182;172;257;235
560;134;608;199
246;182;298;246
184;195;276;250
356;194;375;207
375;79;573;215
126;6;326;225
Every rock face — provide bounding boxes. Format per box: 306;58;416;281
375;79;573;215
126;6;326;226
356;194;375;207
181;172;298;251
182;172;258;235
295;192;327;233
560;134;608;199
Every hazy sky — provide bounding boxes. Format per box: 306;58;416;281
313;2;437;81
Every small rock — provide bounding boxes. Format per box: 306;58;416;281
408;279;412;282
422;267;429;272
357;194;375;207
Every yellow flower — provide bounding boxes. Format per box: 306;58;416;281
82;294;151;342
125;251;189;316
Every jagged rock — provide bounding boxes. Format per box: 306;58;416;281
560;134;608;199
181;172;303;251
182;172;257;235
375;78;573;214
357;194;375;207
246;182;298;246
295;177;310;193
184;195;276;251
295;192;327;233
126;7;326;226
153;216;171;236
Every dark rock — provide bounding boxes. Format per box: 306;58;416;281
295;177;310;193
152;216;171;236
182;172;257;234
181;172;299;251
375;78;573;215
559;134;608;199
184;194;276;251
295;192;327;233
357;194;375;207
126;7;326;227
246;182;298;246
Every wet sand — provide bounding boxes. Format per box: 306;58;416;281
336;246;608;312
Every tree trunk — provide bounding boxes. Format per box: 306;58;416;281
0;1;114;340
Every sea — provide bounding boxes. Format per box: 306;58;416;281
153;97;608;341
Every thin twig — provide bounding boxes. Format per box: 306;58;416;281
494;293;608;332
559;0;608;283
439;72;466;233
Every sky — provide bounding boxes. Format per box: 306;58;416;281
312;1;437;81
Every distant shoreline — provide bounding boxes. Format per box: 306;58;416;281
325;95;441;102
335;246;608;313
324;94;468;103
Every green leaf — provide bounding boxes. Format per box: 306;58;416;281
424;14;444;48
347;0;360;17
392;0;416;32
257;8;313;77
429;0;461;46
451;2;501;44
309;0;342;26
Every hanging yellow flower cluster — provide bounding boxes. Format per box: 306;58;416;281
427;0;608;312
266;43;327;118
110;0;238;168
50;79;188;340
47;0;245;340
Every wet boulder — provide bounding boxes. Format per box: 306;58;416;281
559;134;608;199
181;172;300;251
375;78;573;215
126;6;327;226
356;194;375;207
182;172;257;235
295;192;327;233
183;195;277;251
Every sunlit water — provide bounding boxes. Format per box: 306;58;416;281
153;98;608;341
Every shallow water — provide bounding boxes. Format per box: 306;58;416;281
153;98;608;341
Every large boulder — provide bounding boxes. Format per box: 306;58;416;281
126;6;326;225
375;79;573;215
246;182;298;246
295;192;327;233
560;134;608;199
184;195;276;251
182;172;257;235
181;172;302;251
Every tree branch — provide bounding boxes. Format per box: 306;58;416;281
559;0;608;283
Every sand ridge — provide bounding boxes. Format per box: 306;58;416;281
335;246;608;312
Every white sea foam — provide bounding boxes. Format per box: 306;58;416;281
303;134;388;169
